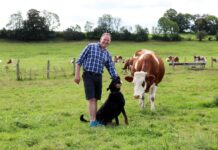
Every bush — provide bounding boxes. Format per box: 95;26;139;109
216;32;218;41
63;30;85;41
152;34;181;41
203;96;218;108
208;37;212;41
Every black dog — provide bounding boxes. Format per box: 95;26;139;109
80;76;128;125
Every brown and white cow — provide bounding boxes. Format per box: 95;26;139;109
122;58;134;72
212;58;218;62
125;51;165;110
113;55;123;63
166;56;179;63
194;56;207;62
133;49;154;57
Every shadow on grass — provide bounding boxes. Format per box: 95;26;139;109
202;96;218;108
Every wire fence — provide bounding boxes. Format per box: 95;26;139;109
0;58;76;81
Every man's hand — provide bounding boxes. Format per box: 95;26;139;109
74;75;80;84
74;64;81;84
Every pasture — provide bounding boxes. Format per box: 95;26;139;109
0;40;218;150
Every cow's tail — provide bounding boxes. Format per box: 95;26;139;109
80;114;89;122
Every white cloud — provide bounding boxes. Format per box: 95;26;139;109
1;0;218;32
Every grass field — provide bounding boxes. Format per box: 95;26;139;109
0;40;218;150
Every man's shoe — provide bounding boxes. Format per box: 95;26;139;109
89;120;104;127
89;121;98;127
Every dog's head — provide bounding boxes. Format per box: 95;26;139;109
107;76;122;92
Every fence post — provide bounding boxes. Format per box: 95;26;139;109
184;57;187;69
29;69;32;80
16;60;20;80
211;57;213;68
73;58;76;76
47;60;50;79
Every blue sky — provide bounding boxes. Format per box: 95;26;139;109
1;0;218;32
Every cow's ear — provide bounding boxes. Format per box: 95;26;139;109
146;74;155;84
125;76;133;82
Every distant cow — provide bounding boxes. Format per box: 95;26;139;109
166;56;179;63
113;55;123;63
122;57;135;73
212;58;218;62
7;59;13;64
2;58;16;71
194;56;207;62
125;50;165;110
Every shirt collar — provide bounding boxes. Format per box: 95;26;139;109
98;42;107;51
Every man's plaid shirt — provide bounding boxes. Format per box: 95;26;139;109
76;42;117;78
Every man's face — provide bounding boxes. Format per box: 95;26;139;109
100;35;111;49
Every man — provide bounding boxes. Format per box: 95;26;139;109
74;33;118;127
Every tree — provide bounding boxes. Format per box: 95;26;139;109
164;8;178;22
70;24;81;32
6;11;23;30
176;13;193;32
97;14;114;32
41;10;60;31
113;17;121;32
133;25;149;41
63;27;85;41
158;17;179;35
195;17;207;31
119;26;132;40
84;21;93;32
196;30;207;41
204;15;218;35
22;9;49;41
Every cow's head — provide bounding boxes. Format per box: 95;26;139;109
125;71;155;99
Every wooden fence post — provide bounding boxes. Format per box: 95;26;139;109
29;69;32;80
184;57;187;69
73;58;76;76
211;57;213;68
16;60;20;80
47;60;50;79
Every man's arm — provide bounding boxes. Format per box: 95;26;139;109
105;52;118;79
74;64;81;84
74;44;90;84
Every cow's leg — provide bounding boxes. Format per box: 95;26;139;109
149;85;157;111
139;93;145;109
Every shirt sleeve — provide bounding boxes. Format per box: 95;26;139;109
76;45;90;66
105;52;118;79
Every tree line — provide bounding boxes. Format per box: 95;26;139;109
1;8;218;41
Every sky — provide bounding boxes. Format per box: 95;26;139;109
1;0;218;32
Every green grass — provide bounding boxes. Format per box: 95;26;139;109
0;40;218;149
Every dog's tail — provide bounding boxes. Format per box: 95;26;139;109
80;114;89;122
